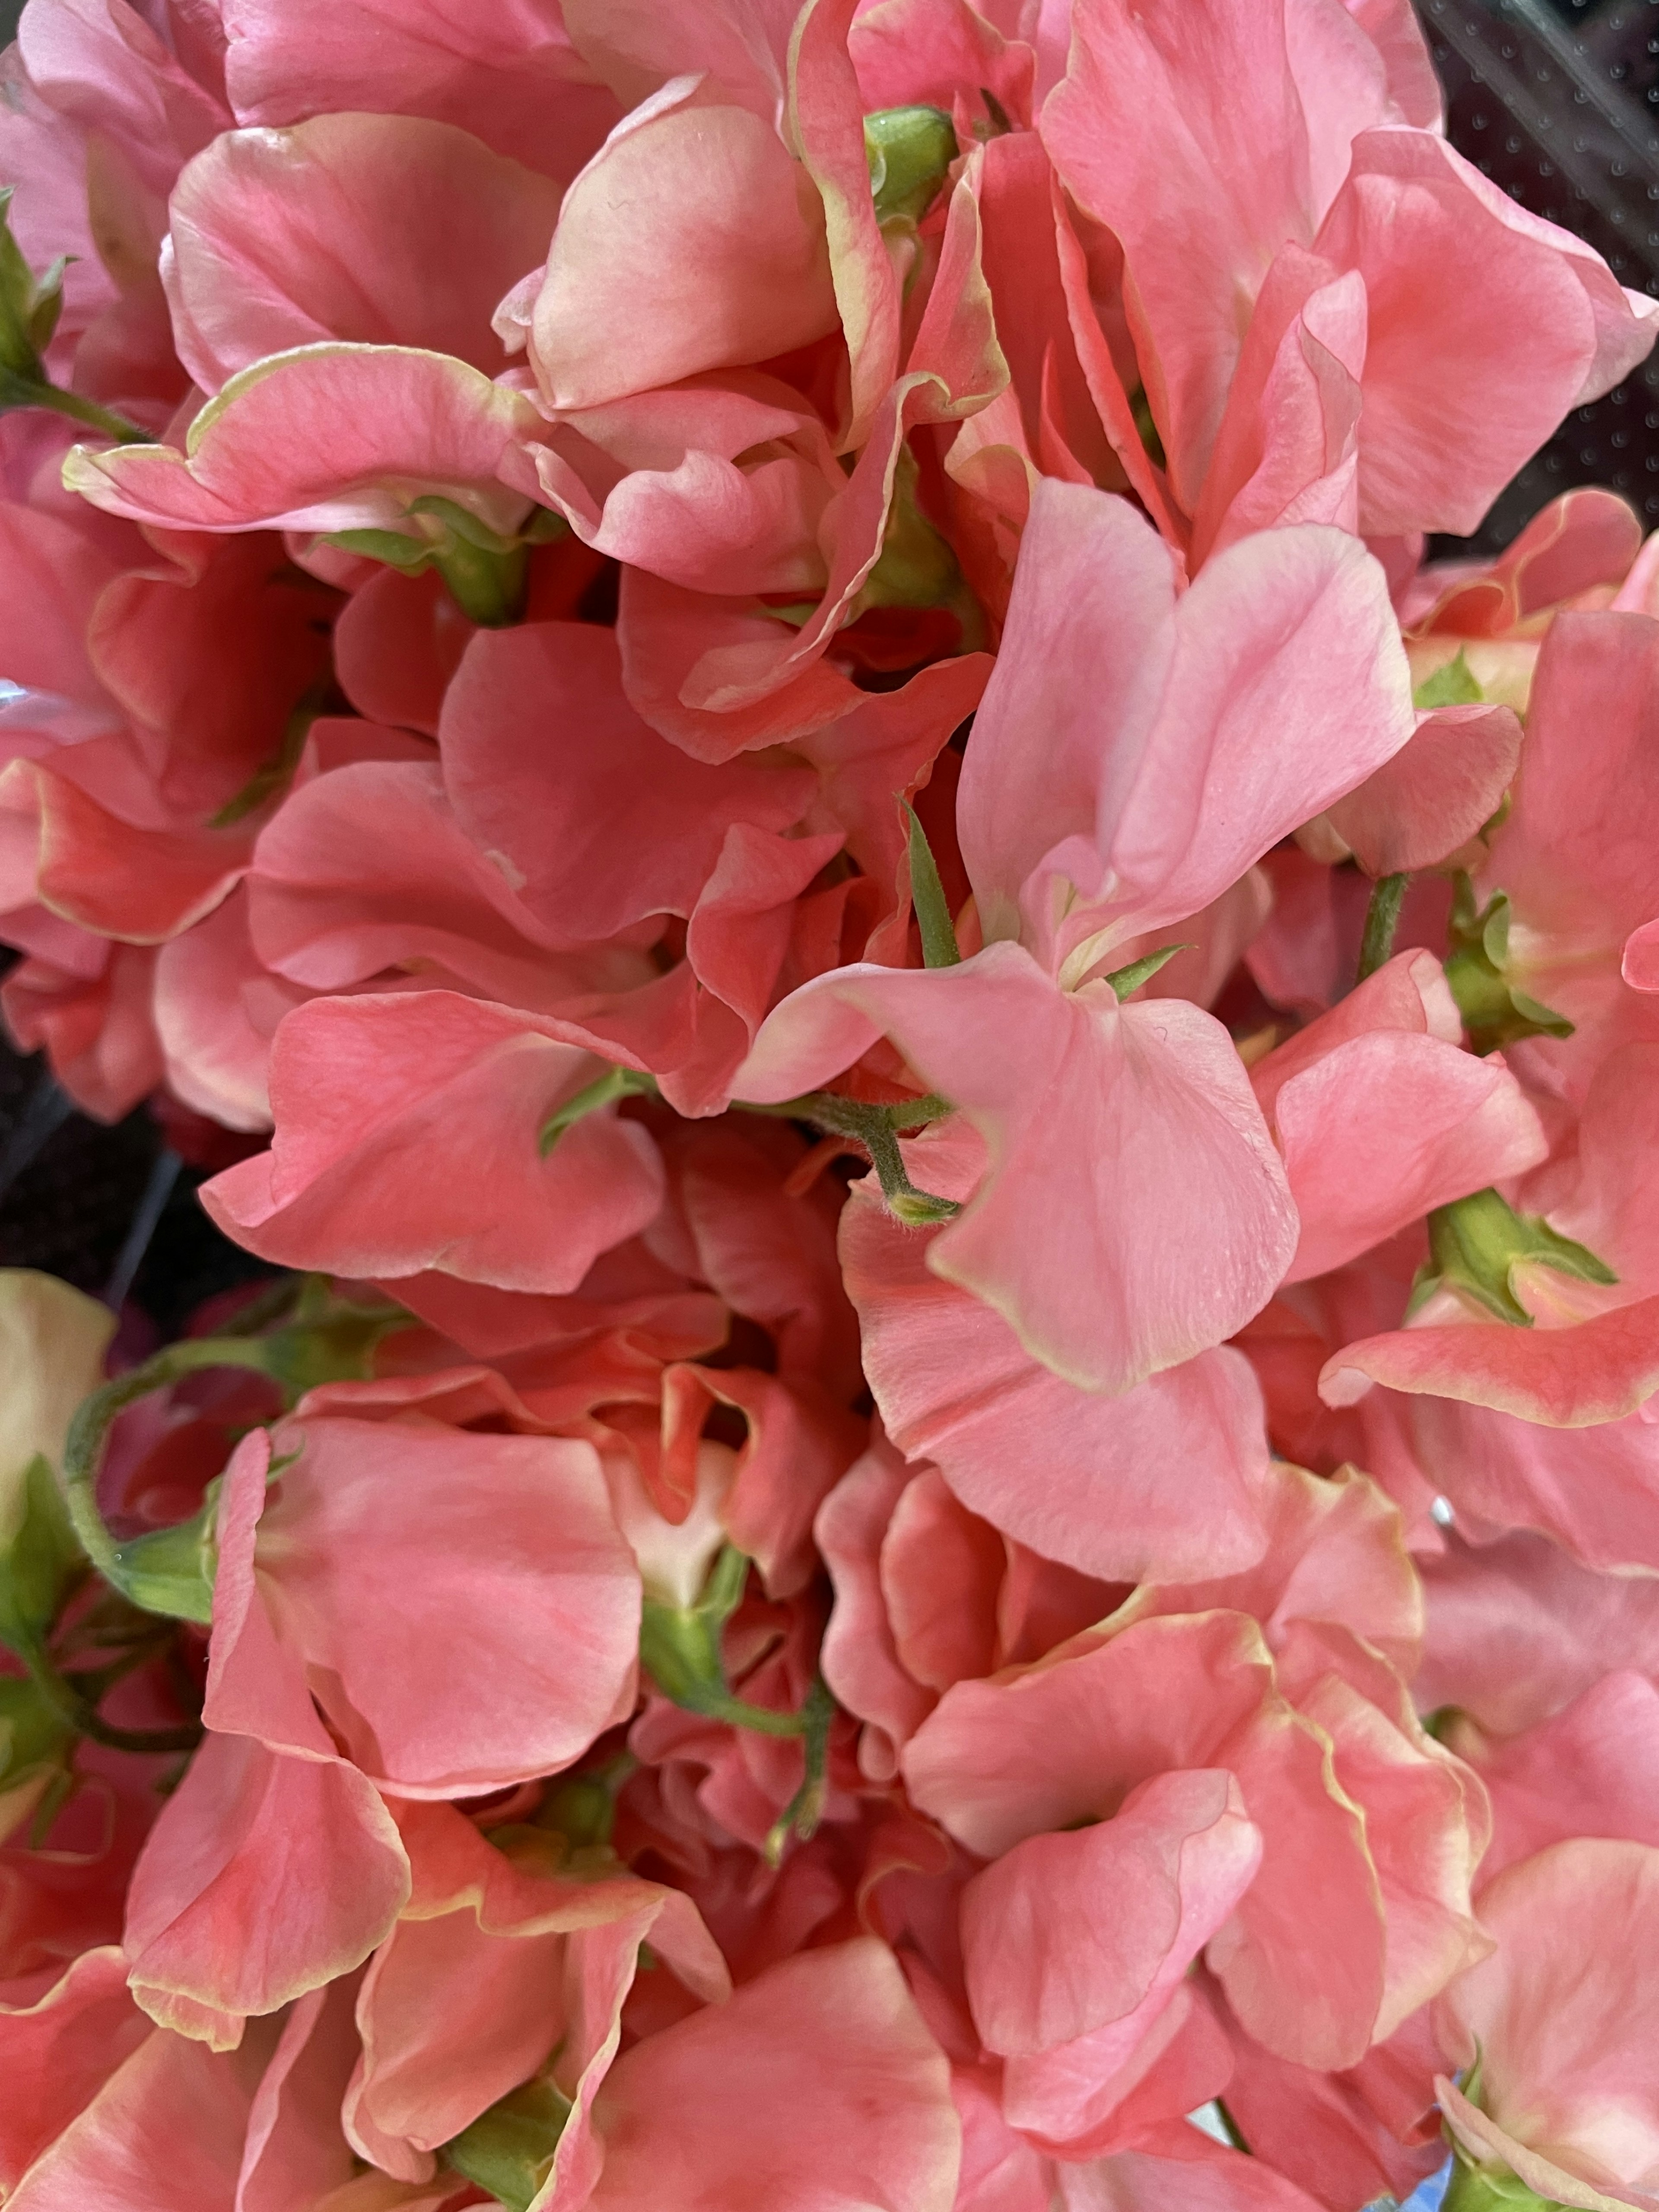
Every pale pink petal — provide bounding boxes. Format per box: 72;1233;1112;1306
530;83;837;411
164;115;563;391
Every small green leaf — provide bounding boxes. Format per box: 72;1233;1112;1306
444;2073;574;2212
1413;649;1484;710
0;1455;84;1659
904;800;961;969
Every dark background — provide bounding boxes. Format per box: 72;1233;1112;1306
0;0;1655;1324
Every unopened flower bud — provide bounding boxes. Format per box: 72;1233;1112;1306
864;104;958;229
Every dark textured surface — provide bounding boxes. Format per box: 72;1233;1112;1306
1418;0;1659;550
0;0;1658;1320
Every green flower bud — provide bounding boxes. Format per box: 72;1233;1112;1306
1414;1186;1617;1327
864;105;958;229
444;2073;574;2212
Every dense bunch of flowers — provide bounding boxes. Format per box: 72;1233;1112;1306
3;1;1659;2207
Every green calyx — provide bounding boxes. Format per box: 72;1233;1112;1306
0;191;146;443
864;105;958;229
1357;871;1410;985
538;1065;658;1156
208;679;334;830
742;1087;958;1224
640;1545;836;1860
1440;2152;1571;2212
444;2073;575;2212
1444;876;1574;1057
1414;648;1485;710
1413;1187;1618;1327
326;497;568;628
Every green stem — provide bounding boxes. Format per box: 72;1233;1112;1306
62;1338;274;1589
19;1636;202;1756
677;1684;810;1738
1356;871;1409;985
28;381;149;444
738;1089;959;1223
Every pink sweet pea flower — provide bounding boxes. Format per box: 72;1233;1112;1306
839;1121;1277;1583
1433;1840;1659;2212
1040;0;1657;540
119;1386;640;2047
905;1460;1486;2085
738;477;1414;1394
1248;950;1546;1284
344;1800;728;2187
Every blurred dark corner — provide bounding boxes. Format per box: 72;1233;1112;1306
0;0;1656;1322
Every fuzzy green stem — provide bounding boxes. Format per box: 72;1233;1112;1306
1356;871;1409;985
62;1339;274;1592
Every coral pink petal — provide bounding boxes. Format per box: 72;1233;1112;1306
200;992;665;1292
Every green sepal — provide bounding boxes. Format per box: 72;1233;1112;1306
106;1491;218;1627
324;493;535;627
1414;649;1484;710
856;444;964;616
864;105;958;229
257;1301;415;1393
1414;1187;1618;1327
903;800;961;969
1441;2150;1570;2212
324;526;435;573
538;1065;658;1156
1444;877;1575;1056
443;2072;574;2212
640;1546;814;1740
1104;943;1192;1000
0;1672;77;1800
0;1455;84;1659
0;188;50;380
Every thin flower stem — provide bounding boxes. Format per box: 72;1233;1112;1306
1356;871;1410;984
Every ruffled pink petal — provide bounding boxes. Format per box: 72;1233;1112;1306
530;82;837;412
200;991;666;1292
65;347;543;534
1320;1296;1659;1427
164;115;563;391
